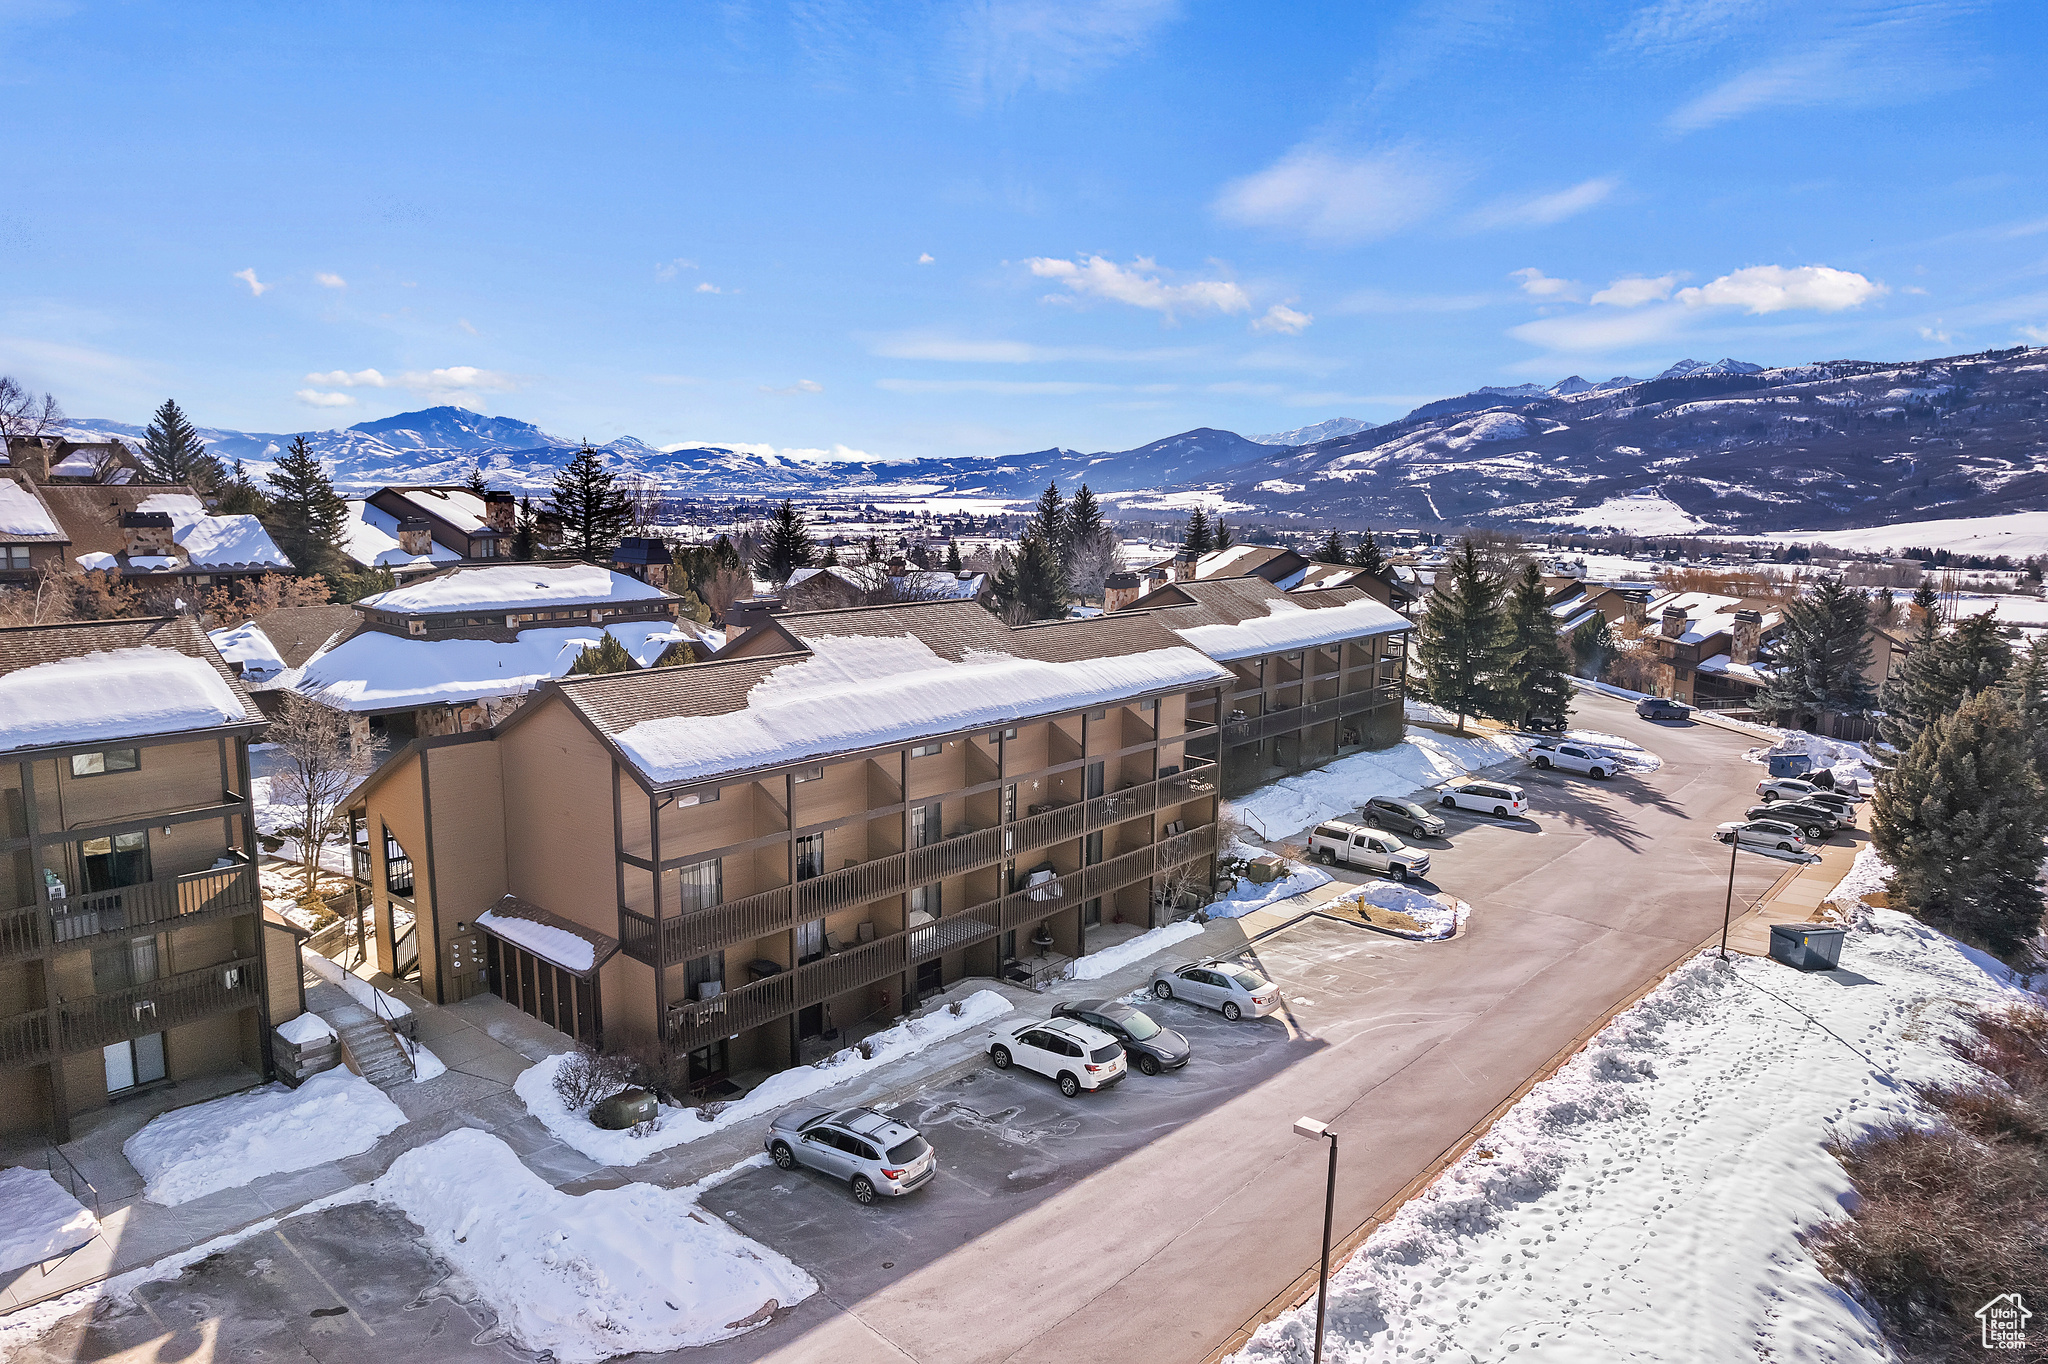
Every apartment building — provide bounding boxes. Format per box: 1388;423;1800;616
345;599;1231;1091
0;618;277;1142
0;474;70;584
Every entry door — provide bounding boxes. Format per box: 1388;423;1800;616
104;1033;166;1092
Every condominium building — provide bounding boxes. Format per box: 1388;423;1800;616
0;618;279;1142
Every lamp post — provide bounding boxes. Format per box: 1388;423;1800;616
1293;1116;1339;1364
1719;825;1739;960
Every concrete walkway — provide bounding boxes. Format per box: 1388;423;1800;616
1719;820;1868;957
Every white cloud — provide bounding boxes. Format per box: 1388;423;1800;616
1511;268;1581;300
878;378;1119;395
865;332;1202;364
1250;303;1313;335
1468;177;1618;230
2019;324;2048;343
1675;264;1885;313
760;379;824;395
315;272;347;289
655;258;697;281
302;365;520;393
917;252;935;264
1213;146;1449;246
1919;321;1953;344
457;318;478;334
294;389;355;408
943;0;1181;106
1510;303;1688;352
1591;273;1681;307
233;268;270;297
1024;255;1250;318
695;282;722;294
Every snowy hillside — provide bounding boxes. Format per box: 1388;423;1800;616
1248;417;1377;446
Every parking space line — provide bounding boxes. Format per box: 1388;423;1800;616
273;1228;374;1337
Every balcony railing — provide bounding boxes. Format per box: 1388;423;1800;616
57;955;263;1055
0;862;261;966
0;1008;52;1070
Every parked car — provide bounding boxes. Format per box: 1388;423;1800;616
1745;801;1843;839
1636;697;1692;721
1797;786;1860;815
1361;795;1447;839
1528;741;1618;778
765;1105;936;1204
1523;712;1568;732
1306;819;1432;881
1439;780;1530;817
988;1017;1126;1096
1052;999;1190;1076
1756;777;1834;804
1715;819;1811;854
1151;962;1282;1021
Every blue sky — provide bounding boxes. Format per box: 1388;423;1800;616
4;0;2045;461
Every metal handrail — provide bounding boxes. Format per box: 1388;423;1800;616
47;1144;98;1217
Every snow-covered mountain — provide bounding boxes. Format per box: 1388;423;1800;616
1247;417;1377;446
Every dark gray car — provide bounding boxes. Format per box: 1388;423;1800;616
1636;697;1692;721
1745;802;1837;840
1053;999;1191;1075
1361;795;1447;839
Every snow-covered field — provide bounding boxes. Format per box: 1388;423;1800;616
1231;854;2030;1364
0;1166;98;1276
517;989;1014;1165
122;1069;407;1206
1756;508;2048;557
1230;725;1531;838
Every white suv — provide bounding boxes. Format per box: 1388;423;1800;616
765;1105;937;1204
1307;820;1431;881
1150;962;1282;1021
1440;780;1530;817
989;1018;1127;1096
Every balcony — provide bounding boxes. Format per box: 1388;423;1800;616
0;862;261;966
58;956;264;1055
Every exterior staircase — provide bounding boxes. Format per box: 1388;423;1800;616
327;1002;414;1090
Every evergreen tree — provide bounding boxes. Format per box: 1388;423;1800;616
2006;635;2048;781
1214;518;1233;551
650;639;697;668
711;533;741;572
754;500;816;584
1313;530;1348;565
1504;562;1573;725
213;457;269;516
945;538;963;573
1030;483;1070;571
1415;540;1511;733
1764;578;1877;725
1349;529;1388;576
546;445;633;561
1067;485;1104;560
262;436;349;578
1880;610;2012;752
1012;531;1067;621
1871;688;2048;957
463;461;490;495
566;632;641;675
821;543;841;567
1878;583;1948;750
139;398;223;486
1182;509;1214;557
512;496;539;560
1569;613;1615;679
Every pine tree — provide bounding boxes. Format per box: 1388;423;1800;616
463;461;490;495
262;436;349;578
2006;635;2048;781
1880;610;2012;751
513;496;539;561
1313;530;1347;565
1569;613;1615;679
566;632;641;675
945;538;963;573
1504;563;1573;725
651;639;697;668
1012;531;1067;621
1349;529;1388;576
1214;519;1233;550
712;533;741;572
1871;688;2048;957
1764;578;1876;726
755;500;816;584
546;445;633;562
1067;485;1103;560
139;399;222;486
1030;483;1070;571
1415;540;1511;733
1182;509;1213;557
213;457;269;516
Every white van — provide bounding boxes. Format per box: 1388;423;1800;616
1306;819;1432;881
1440;781;1530;817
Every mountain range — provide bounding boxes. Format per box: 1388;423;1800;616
57;349;2048;535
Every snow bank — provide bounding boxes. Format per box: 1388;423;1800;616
516;989;1014;1166
0;1167;98;1276
1570;676;1648;701
123;1069;407;1206
0;646;246;753
1068;919;1205;980
1207;861;1333;920
1228;726;1529;838
303;951;413;1016
1329;883;1467;939
396;1032;447;1082
1230;902;2031;1364
359;562;669;615
1173;597;1407;661
0;477;61;536
369;1129;814;1362
276;1012;335;1045
1751;731;1876;795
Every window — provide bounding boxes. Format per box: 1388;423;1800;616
1086;761;1104;799
71;748;140;777
908;883;940;927
685;951;725;1001
1087;708;1106;721
987;727;1017;744
792;765;824;784
1139;699;1156;712
81;831;150;892
678;860;722;913
795;833;824;881
911;803;941;848
407;618;425;636
909;743;942;758
675;787;719;808
103;1033;166;1093
797;917;825;962
92;935;159;992
4;546;31;569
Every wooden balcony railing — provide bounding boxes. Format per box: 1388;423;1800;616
57;956;263;1055
0;1008;52;1070
0;862;261;967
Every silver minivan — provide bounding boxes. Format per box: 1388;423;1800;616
766;1105;936;1204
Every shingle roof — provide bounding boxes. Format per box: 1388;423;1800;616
0;616;259;748
247;604;364;670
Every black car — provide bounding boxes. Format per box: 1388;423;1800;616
1636;697;1693;721
1523;713;1568;733
1361;795;1448;839
1745;802;1838;840
1052;999;1191;1076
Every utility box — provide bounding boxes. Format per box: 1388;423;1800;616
1769;924;1844;971
1246;855;1286;885
1767;754;1814;779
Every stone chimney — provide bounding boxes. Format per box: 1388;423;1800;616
1173;549;1199;583
119;510;175;557
886;555;908;577
1660;606;1689;640
6;436;56;481
1103;571;1141;613
396;516;435;557
483;490;516;533
1730;609;1763;664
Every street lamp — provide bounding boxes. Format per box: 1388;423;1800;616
1719;832;1817;960
1293;1116;1339;1364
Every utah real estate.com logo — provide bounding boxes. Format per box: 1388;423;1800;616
1977;1293;2030;1351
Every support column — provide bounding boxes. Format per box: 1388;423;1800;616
649;790;665;1045
21;760;69;1142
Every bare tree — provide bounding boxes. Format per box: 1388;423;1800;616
1068;529;1127;604
86;440;129;483
619;473;667;535
267;689;373;900
0;376;64;438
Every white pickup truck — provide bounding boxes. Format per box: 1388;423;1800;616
1307;820;1432;881
1528;740;1618;779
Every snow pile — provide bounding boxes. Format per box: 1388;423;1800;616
0;477;61;536
1173;597;1407;662
122;1069;407;1206
1229;905;2031;1364
303;951;413;1016
1229;726;1529;838
0;1167;99;1276
276;1012;336;1045
1557;729;1662;773
0;646;245;753
396;1032;447;1081
1068;918;1206;980
1752;731;1876;795
359;562;669;615
517;989;1014;1166
614;634;1229;785
74;550;118;571
476;907;596;971
1330;882;1467;939
1208;849;1333;920
369;1129;813;1361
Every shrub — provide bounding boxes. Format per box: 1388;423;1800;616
550;1045;635;1110
948;1000;964;1017
856;1040;875;1060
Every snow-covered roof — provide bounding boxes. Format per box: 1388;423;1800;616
134;492;293;570
358;563;672;616
343;499;462;569
1645;590;1783;646
606;633;1227;787
75;551;118;571
389;486;491;534
787;566;987;601
1195;544;1293;579
0;479;63;539
208;620;288;679
1171;596;1407;661
1695;653;1771;686
48;453;98;477
475;895;618;976
0;645;247;751
1558;607;1602;633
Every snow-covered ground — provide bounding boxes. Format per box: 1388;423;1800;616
1231;853;2031;1364
1754;508;2048;558
1208;862;1335;920
368;1129;814;1362
1230;725;1531;839
122;1069;407;1206
0;1167;98;1276
1552;729;1663;773
1329;882;1468;940
1068;918;1205;980
517;989;1015;1166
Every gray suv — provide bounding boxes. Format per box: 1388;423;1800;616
1636;697;1692;721
766;1105;936;1204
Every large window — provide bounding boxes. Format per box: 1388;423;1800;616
81;831;150;893
911;803;941;849
71;748;140;778
908;883;940;927
678;859;722;913
104;1033;166;1092
795;833;824;881
797;917;825;962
